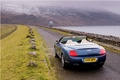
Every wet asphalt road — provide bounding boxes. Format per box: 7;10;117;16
33;26;120;80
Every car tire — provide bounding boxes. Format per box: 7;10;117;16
61;54;68;69
54;48;59;58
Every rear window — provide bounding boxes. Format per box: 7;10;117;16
60;36;86;44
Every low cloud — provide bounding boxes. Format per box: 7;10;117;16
1;0;120;14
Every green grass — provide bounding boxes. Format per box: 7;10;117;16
1;25;56;80
0;24;17;39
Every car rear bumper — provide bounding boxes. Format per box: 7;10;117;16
65;54;106;65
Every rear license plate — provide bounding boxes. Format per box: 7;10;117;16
83;58;97;63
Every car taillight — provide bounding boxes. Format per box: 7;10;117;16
100;48;106;55
69;50;78;57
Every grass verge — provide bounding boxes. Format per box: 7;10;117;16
0;24;17;39
1;25;56;80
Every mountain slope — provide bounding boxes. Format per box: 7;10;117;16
1;4;120;26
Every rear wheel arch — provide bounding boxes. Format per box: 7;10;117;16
61;52;63;58
54;46;59;58
61;50;66;58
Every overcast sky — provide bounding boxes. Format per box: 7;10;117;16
1;0;120;14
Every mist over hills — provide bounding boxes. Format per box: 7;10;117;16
1;4;120;26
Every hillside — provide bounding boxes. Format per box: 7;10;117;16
1;4;120;26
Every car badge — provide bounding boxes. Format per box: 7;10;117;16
87;49;91;52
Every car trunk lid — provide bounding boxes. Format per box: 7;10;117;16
65;43;100;57
76;48;100;57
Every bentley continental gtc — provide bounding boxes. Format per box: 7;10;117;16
54;36;106;68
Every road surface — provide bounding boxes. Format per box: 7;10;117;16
34;26;120;80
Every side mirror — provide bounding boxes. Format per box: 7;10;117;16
55;40;59;44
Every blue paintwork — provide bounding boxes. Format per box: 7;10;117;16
54;36;106;65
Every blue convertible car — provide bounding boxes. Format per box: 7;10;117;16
54;36;106;68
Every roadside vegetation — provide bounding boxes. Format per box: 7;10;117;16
44;27;120;54
0;24;17;39
1;25;56;80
